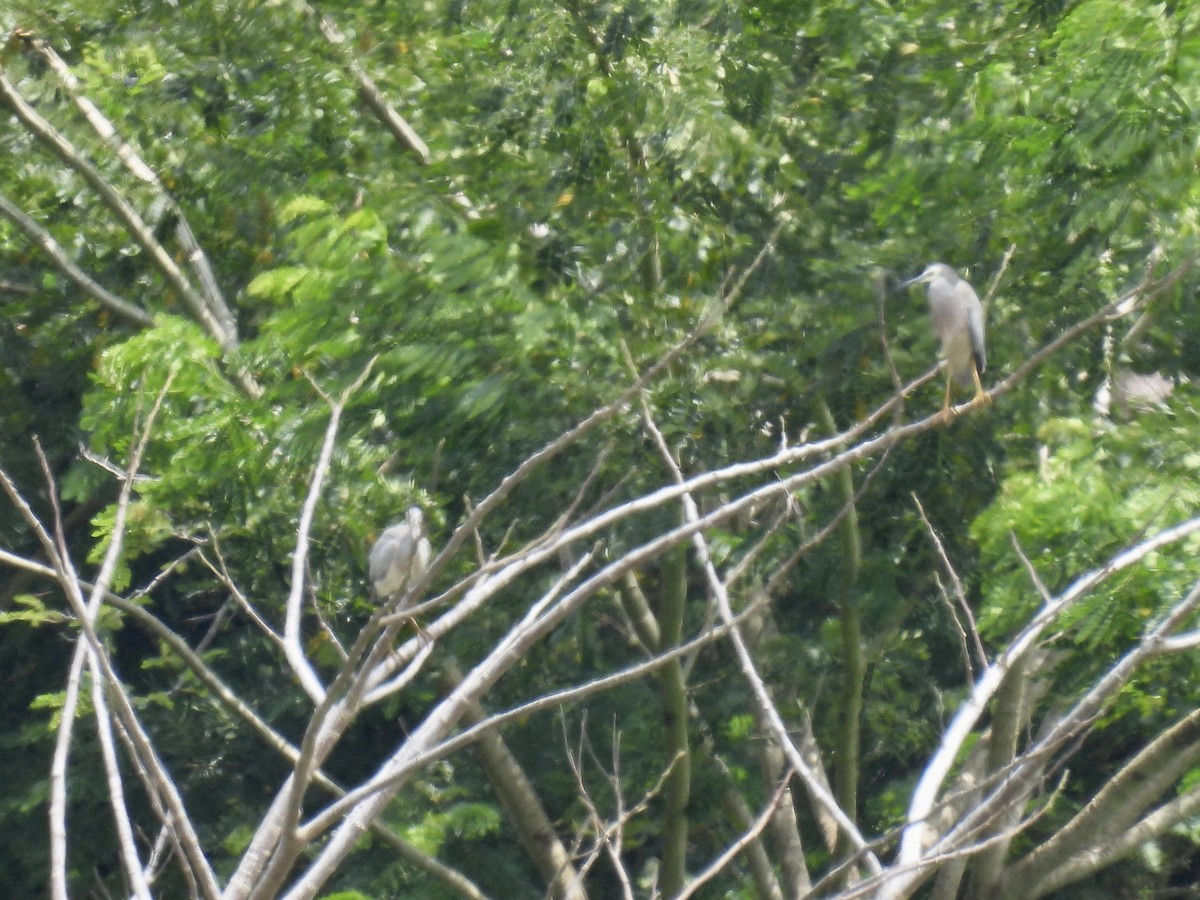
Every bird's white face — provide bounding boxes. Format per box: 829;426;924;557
405;506;424;530
900;264;944;290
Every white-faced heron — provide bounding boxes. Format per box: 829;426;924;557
899;262;988;413
369;506;432;603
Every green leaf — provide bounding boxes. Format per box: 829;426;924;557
278;195;331;223
245;266;311;301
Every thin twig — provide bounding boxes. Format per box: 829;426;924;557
303;3;430;163
0;191;153;327
981;244;1017;307
283;356;380;703
912;492;987;672
0;72;235;351
674;771;795;900
200;540;284;647
30;37;231;323
633;375;882;876
1009;532;1053;604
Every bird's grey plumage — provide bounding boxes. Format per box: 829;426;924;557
900;262;987;392
369;506;431;602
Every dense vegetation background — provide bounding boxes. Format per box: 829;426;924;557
2;1;1200;897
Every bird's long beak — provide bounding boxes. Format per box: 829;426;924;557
896;274;925;291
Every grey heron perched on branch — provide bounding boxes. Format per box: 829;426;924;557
369;506;431;604
899;262;988;414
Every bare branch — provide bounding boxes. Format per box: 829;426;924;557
563;712;684;898
0;191;154;327
447;663;586;900
200;539;285;648
635;378;882;877
28;37;231;319
1002;675;1200;895
1156;629;1200;652
302;3;430;163
283;358;379;704
50;631;90;900
980;244;1017;307
875;267;906;417
675;772;794;900
912;492;987;673
47;376;175;899
885;563;1200;899
1020;778;1200;898
561;718;637;898
5;381;220;898
0;70;237;352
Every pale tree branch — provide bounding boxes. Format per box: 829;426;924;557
709;751;787;900
282;362;380;705
50;631;94;900
200;539;285;648
3;540;491;899
793;708;840;857
1001;675;1200;896
0;190;154;327
366;544;596;702
276;533;671;897
562;716;632;900
890;514;1200;882
93;698;157;900
952;590;1199;895
993;250;1198;397
28;37;231;322
443;661;587;900
883;565;1200;899
123;584;489;898
409;593;768;785
614;368;693;897
635;382;882;879
979;243;1017;307
1157;629;1200;652
912;492;987;674
229;363;389;897
0;69;238;354
836;774;1065;900
47;376;174;900
968;644;1044;894
295;547;601;840
10;378;219;898
302;3;431;163
230;522;602;896
1017;778;1200;899
675;771;794;900
562;714;685;899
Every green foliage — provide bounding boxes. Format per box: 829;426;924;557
973;406;1200;640
0;594;70;628
971;399;1200;835
3;0;1200;895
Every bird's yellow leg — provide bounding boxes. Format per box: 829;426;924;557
412;619;432;646
971;364;990;406
939;371;954;420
